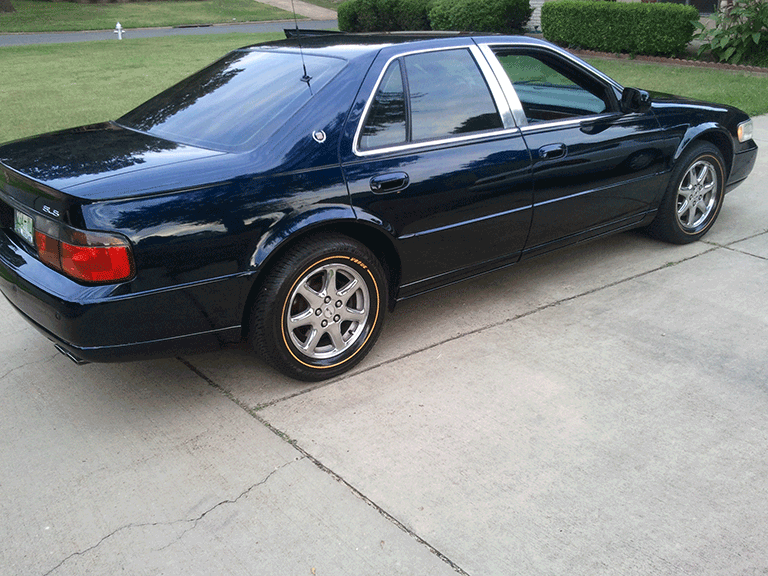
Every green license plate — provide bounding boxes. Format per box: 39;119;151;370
14;209;34;246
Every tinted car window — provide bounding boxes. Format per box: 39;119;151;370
118;49;346;152
493;52;609;122
359;48;502;151
405;49;502;141
360;60;407;150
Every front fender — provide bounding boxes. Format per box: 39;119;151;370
673;123;735;174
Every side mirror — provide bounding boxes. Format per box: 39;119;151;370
621;88;652;114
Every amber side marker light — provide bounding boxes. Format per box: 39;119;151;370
34;218;134;283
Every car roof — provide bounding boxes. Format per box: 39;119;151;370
237;32;556;61
237;32;621;93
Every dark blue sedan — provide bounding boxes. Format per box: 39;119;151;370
0;33;757;380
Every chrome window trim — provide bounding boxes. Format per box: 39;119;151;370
352;45;516;158
353;127;523;159
518;114;611;133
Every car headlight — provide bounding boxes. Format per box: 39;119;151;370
737;119;754;143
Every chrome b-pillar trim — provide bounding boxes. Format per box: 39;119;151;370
477;43;528;128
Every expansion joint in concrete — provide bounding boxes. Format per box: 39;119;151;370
251;411;473;576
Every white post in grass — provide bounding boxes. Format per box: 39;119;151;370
114;22;125;40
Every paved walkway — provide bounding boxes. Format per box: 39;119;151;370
266;0;337;20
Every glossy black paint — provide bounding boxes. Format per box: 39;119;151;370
0;34;758;364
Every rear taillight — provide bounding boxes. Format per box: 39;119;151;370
33;218;134;284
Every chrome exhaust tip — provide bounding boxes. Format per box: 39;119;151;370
54;344;90;366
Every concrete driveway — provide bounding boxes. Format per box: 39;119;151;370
1;118;766;575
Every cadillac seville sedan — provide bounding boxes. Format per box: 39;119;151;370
0;33;757;380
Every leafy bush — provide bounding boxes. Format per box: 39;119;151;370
694;0;768;66
338;0;531;33
395;0;434;29
337;0;359;31
338;0;434;31
428;0;532;33
542;0;697;57
337;0;393;31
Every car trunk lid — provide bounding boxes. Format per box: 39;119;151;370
0;122;224;201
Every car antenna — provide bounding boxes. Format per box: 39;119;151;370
291;0;313;88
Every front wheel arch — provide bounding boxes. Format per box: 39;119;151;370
674;126;733;180
648;141;726;244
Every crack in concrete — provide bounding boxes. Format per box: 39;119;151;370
183;235;765;413
41;459;299;576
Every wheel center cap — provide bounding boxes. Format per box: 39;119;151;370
323;307;333;319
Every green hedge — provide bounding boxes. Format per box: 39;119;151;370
429;0;532;33
338;0;433;31
338;0;532;33
541;0;698;57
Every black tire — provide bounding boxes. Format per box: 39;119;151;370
250;234;387;381
648;142;726;244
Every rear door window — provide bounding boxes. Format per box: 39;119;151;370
359;60;407;151
359;48;503;152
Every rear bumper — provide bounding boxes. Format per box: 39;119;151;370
3;292;240;363
0;229;245;363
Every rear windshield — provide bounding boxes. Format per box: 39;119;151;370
118;49;346;153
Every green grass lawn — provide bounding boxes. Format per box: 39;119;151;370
0;0;294;33
0;36;766;145
587;58;768;118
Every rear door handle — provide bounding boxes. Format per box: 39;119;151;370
538;143;567;160
370;172;410;194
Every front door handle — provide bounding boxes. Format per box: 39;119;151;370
370;172;410;194
538;143;567;160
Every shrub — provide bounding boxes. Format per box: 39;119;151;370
337;0;361;31
428;0;532;33
395;0;433;30
541;0;697;57
694;0;768;66
338;0;434;31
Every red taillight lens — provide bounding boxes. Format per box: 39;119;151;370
61;242;133;283
34;220;134;284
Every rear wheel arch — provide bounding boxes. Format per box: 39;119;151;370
246;231;390;380
240;221;401;341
